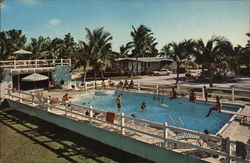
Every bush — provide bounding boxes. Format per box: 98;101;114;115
238;68;250;76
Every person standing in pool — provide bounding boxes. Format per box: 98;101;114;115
206;96;222;117
204;86;208;104
140;102;146;112
116;94;122;113
170;87;178;100
189;89;196;102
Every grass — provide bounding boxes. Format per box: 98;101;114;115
0;110;151;163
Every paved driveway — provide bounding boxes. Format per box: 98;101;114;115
134;74;250;89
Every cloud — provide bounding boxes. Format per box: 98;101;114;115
20;0;37;4
48;18;62;26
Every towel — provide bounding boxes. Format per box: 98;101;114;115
106;112;115;124
236;141;247;159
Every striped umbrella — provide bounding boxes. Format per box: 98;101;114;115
21;73;48;89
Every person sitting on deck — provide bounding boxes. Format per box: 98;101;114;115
206;96;222;117
170;87;178;100
49;96;59;105
123;80;129;89
48;80;56;89
108;79;114;87
117;81;123;89
62;93;71;103
189;89;196;102
129;80;134;89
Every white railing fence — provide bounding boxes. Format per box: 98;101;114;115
0;59;71;69
5;89;250;163
69;80;250;103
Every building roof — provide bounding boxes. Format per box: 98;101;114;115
116;57;173;63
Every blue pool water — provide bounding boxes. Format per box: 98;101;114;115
72;91;238;134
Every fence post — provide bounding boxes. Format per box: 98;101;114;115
84;82;87;91
61;58;63;66
121;113;125;135
226;137;231;163
32;93;35;106
47;97;50;110
35;60;37;68
9;89;12;99
138;83;141;91
232;87;234;102
69;59;71;66
177;84;180;91
14;60;16;69
19;92;22;102
93;82;95;90
164;122;168;148
89;106;93;123
52;59;55;66
156;84;159;94
202;87;205;98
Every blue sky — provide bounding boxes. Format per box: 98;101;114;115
1;0;249;51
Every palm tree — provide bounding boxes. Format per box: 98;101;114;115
27;36;52;59
128;25;158;77
161;40;191;84
119;42;133;58
0;30;27;60
193;36;228;86
74;27;112;80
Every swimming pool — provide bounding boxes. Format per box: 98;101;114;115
72;90;238;134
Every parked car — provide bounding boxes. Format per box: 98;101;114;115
152;69;171;76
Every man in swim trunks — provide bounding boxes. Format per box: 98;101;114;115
116;94;122;113
170;87;178;100
204;86;208;104
189;89;196;102
206;96;222;117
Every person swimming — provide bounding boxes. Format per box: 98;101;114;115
140;102;146;112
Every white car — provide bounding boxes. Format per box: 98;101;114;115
152;69;171;76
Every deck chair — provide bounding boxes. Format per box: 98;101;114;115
175;132;202;148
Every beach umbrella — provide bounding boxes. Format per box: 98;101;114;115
13;49;32;55
21;73;48;89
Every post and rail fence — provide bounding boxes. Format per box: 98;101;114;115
4;88;250;163
70;80;250;104
0;59;71;69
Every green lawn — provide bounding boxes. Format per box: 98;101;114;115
0;110;150;163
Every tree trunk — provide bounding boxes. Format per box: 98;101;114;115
101;71;105;80
208;65;213;87
83;65;87;83
175;64;180;85
94;70;97;81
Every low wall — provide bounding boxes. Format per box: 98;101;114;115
7;99;205;163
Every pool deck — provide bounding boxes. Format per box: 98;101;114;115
7;88;250;162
